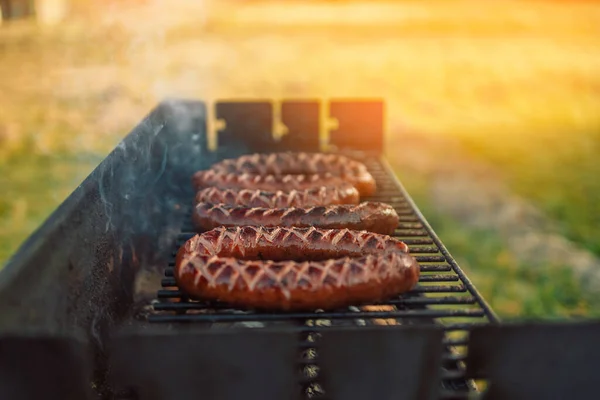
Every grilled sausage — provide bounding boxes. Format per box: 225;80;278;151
192;202;399;235
194;185;360;208
175;226;420;311
192;170;350;193
211;152;369;177
195;152;377;197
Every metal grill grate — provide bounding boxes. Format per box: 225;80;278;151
148;154;498;399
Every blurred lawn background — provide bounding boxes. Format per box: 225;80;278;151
1;0;599;319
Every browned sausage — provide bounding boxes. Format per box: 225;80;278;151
192;202;399;235
192;170;350;193
211;152;367;176
194;152;377;197
175;226;420;311
194;185;360;208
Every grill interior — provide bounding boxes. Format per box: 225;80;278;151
149;153;498;399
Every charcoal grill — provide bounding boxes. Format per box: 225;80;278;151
1;98;599;400
150;154;497;399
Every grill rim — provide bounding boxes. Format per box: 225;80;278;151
378;156;500;324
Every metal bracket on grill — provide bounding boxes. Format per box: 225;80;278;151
213;99;384;155
465;322;600;399
0;335;93;400
328;100;384;153
215;101;275;156
108;327;301;400
279;100;321;152
318;326;445;400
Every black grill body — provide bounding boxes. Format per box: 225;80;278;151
0;99;598;400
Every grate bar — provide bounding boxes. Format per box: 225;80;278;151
389;296;477;305
415;255;447;262
406;246;440;253
400;238;434;245
396;222;424;229
397;216;420;222
410;285;466;293
419;264;452;272
391;209;416;216
157;283;468;299
418;275;459;282
394;229;429;236
153;296;478;312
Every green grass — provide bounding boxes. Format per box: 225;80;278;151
461;130;600;256
0;154;100;264
427;210;599;320
396;168;600;320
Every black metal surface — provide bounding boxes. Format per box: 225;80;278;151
109;327;301;400
466;322;600;399
0;99;207;333
280;101;321;151
318;326;444;400
215;101;274;156
0;335;93;400
0;99;210;397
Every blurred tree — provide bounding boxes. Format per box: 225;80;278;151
0;0;66;25
0;0;35;22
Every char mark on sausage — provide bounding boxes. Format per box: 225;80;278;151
192;202;399;235
194;184;360;208
193;152;376;197
192;170;348;193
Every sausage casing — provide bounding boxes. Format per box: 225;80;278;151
194;185;360;208
192;170;349;193
193;152;377;196
192;202;399;235
175;226;420;311
210;152;367;175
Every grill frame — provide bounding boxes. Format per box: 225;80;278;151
1;98;598;400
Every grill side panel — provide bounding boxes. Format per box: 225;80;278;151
0;99;210;398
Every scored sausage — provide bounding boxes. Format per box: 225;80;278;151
175;226;420;311
192;170;349;193
194;184;360;208
193;152;377;197
210;152;367;175
192;202;399;235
